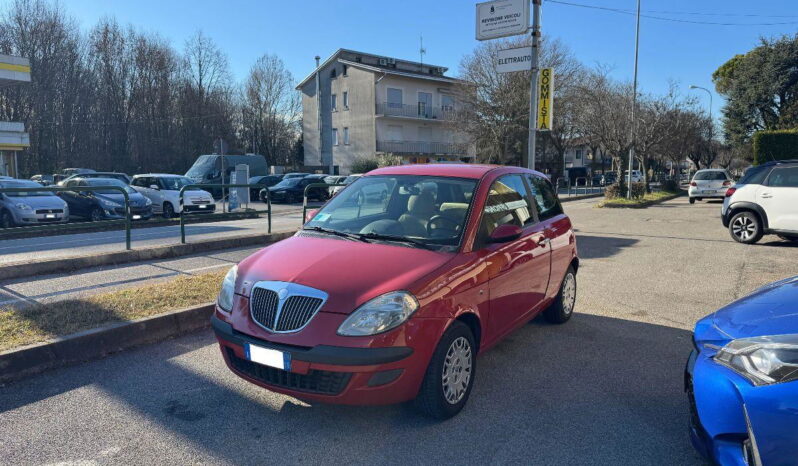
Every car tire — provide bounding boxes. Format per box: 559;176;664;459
543;266;577;324
163;202;175;219
729;211;763;244
689;197;695;204
696;197;703;202
414;320;476;420
0;209;14;228
89;207;104;222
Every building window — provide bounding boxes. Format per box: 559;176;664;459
330;68;337;78
387;88;402;108
343;91;349;109
442;95;455;112
575;149;583;160
343;127;350;145
333;128;339;146
342;64;348;76
331;94;337;111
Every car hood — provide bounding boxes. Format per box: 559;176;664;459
696;276;798;343
236;234;455;314
96;192;147;206
7;196;66;209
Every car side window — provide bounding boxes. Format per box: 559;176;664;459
476;174;534;248
527;175;563;221
766;167;798;188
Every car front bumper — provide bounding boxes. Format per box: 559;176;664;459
13;210;69;224
685;346;798;465
212;308;446;405
183;203;216;214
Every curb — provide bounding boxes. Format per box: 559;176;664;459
560;192;605;203
0;303;216;384
598;191;685;209
0;230;295;281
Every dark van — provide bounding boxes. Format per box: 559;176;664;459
185;154;268;197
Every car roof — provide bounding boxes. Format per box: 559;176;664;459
367;163;507;180
134;173;184;177
761;159;798;166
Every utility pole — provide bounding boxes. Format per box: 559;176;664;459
627;0;641;199
527;0;541;171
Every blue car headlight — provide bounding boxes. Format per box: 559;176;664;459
714;334;798;386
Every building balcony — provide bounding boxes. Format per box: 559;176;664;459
376;140;471;157
0;54;31;86
375;102;457;121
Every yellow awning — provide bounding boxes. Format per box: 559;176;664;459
0;143;29;151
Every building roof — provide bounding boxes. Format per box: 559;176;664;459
295;48;465;89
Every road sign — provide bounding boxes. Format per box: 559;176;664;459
476;0;529;41
496;46;533;73
537;68;553;130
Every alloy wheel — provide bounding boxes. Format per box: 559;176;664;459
90;208;103;222
442;336;472;405
732;216;756;241
561;272;577;315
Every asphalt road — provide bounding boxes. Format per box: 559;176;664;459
2;197;797;465
0;202;304;265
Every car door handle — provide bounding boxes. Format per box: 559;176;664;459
760;193;772;198
538;238;551;247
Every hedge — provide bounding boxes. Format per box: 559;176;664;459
752;129;798;165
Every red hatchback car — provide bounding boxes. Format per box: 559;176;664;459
212;164;578;418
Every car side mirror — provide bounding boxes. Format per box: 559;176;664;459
149;184;159;190
489;224;522;243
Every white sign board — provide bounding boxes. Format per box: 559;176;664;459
476;0;529;41
497;46;533;73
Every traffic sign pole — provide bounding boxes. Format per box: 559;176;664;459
527;0;541;171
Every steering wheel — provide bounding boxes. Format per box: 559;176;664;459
427;215;460;236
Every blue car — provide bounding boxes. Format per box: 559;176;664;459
687;276;798;465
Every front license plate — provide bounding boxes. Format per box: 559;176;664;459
45;214;56;219
132;214;142;220
245;343;291;370
198;204;206;208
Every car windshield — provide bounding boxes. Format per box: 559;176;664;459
185;155;217;178
344;175;360;185
0;181;54;197
274;178;301;188
305;175;477;249
694;171;727;181
84;179;136;194
161;176;193;191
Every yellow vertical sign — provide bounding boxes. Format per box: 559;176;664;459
537;68;553;130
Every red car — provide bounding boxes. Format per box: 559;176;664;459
212;164;578;418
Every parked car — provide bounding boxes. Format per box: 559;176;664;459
62;168;95;176
624;170;644;183
282;172;310;179
30;174;55;186
59;171;132;186
722;160;798;244
323;175;348;197
0;179;69;228
331;173;362;196
565;166;590;186
591;174;604;186
601;171;618;185
58;177;152;221
249;175;283;201
688;169;733;204
185;154;268;198
212;164;578;418
130;174;215;218
686;275;798;465
266;175;329;203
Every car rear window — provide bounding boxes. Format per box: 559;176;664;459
693;171;727;181
737;165;771;185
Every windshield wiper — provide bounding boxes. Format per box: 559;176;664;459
356;232;432;250
302;226;370;243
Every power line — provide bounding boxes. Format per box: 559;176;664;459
547;0;798;26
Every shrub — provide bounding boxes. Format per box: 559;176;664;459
604;182;645;200
752;129;798;165
376;154;402;167
350;157;379;174
660;179;680;193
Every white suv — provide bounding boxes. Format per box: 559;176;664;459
689;169;733;204
131;174;216;218
722;161;798;244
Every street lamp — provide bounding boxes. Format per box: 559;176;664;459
690;85;714;175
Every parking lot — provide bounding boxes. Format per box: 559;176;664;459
1;196;796;465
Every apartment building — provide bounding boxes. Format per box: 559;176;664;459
0;54;31;177
296;49;475;174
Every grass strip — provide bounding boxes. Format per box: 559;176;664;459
598;190;684;208
0;269;228;352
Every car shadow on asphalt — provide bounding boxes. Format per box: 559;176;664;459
0;313;707;465
573;234;638;259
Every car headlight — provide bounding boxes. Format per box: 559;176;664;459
144;197;152;206
14;203;32;210
217;265;238;312
714;334;798;386
100;198;122;208
337;291;419;336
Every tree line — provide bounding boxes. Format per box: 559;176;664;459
0;0;301;177
456;36;743;184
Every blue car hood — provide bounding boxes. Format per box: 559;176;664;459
700;276;798;341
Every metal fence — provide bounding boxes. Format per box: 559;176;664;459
178;183;272;243
302;182;346;224
375;102;457;121
0;185;133;249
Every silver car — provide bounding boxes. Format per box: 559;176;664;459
0;180;69;227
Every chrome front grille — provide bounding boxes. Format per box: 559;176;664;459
250;281;327;333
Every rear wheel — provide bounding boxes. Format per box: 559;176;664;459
414;321;476;420
543;266;577;324
162;202;175;219
0;210;14;228
689;197;696;204
729;211;763;244
89;207;104;222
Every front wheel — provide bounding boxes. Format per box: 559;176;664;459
414;321;476;420
162;202;175;219
0;210;14;228
689;197;696;204
89;207;104;222
543;266;577;324
729;211;762;244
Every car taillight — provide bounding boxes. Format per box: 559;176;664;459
690;181;697;187
725;187;736;197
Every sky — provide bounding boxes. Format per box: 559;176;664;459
63;0;798;118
